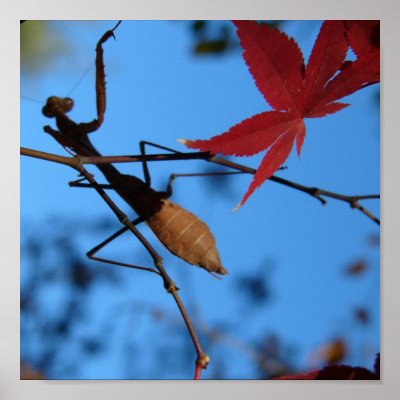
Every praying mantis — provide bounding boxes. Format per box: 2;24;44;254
40;21;236;277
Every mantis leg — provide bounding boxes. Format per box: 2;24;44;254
77;21;122;134
86;216;160;275
139;140;188;187
67;176;160;274
139;140;248;197
164;171;245;198
69;178;129;190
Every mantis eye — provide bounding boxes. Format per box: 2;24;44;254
62;97;74;113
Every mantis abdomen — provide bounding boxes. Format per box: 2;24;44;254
146;199;227;275
88;168;227;276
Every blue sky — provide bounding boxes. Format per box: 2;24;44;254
20;20;380;379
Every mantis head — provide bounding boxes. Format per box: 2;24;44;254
42;96;74;118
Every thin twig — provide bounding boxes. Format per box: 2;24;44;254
133;302;293;378
208;155;380;225
75;164;210;376
20;147;80;168
20;146;380;225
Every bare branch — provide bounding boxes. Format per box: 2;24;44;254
20;146;380;225
209;155;380;225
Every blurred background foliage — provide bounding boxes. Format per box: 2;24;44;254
21;20;69;75
20;214;379;378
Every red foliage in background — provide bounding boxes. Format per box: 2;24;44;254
185;20;380;206
274;353;380;380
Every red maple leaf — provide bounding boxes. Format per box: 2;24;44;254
183;20;380;207
344;20;380;59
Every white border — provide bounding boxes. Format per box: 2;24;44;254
5;0;399;399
